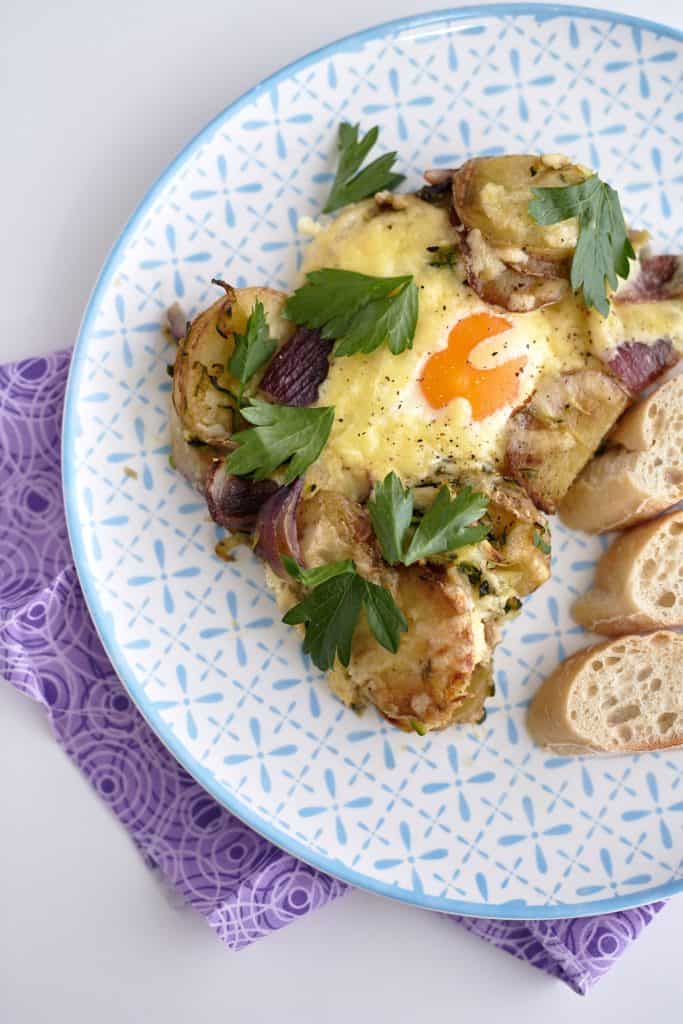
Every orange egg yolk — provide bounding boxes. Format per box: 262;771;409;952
420;313;527;420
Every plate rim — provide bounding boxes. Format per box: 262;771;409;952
62;2;683;919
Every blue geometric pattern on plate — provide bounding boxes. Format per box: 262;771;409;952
62;5;683;918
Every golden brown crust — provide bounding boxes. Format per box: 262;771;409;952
504;370;630;512
559;375;683;532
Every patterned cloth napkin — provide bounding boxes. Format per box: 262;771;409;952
0;351;665;994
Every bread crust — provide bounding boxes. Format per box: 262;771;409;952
559;375;683;532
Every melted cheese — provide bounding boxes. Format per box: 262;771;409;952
301;196;681;500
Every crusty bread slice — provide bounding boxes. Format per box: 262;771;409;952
558;374;683;533
527;631;683;754
572;511;683;634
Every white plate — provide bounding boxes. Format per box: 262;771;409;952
63;5;683;918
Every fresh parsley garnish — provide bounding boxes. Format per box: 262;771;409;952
281;556;354;589
528;174;635;317
226;399;334;484
323;122;404;214
369;472;489;567
368;472;414;565
532;529;551;556
228;299;277;403
361;579;407;653
404;485;489;565
284;269;418;357
282;558;407;671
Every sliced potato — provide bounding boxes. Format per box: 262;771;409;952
448;663;495;725
461;227;569;313
295;490;480;730
453;155;589;260
357;565;478;731
172;285;292;446
504;369;630;512
291;484;547;732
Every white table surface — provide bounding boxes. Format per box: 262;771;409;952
1;0;681;1020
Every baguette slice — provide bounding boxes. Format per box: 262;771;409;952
572;511;683;634
527;631;683;754
559;374;683;532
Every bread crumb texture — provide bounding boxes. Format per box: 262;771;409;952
572;510;683;633
529;631;683;753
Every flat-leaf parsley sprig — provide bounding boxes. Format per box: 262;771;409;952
228;299;278;404
284;269;418;357
226;399;334;484
323;122;405;214
528;174;635;318
281;557;407;671
368;472;489;566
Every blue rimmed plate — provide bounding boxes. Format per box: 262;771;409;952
63;5;683;918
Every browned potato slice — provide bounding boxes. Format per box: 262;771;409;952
448;663;495;726
172;285;293;446
504;369;630;512
457;474;551;597
296;489;381;580
453;155;588;261
292;487;545;732
460;227;569;313
354;565;479;731
295;490;481;730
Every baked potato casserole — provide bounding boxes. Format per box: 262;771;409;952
167;133;683;734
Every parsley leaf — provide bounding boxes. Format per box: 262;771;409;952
284;269;419;358
323;122;405;214
361;579;408;654
281;556;355;588
284;570;365;670
282;557;407;670
368;471;413;565
368;474;489;567
228;300;277;403
528;174;635;317
403;485;489;566
226;399;334;484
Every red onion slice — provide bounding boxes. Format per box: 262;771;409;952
260;327;333;406
616;255;683;303
607;339;678;394
255;478;304;578
206;461;279;532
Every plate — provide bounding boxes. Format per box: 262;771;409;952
63;5;683;918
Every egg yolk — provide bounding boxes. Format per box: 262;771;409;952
419;313;527;420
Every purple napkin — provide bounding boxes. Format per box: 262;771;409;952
0;351;664;994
